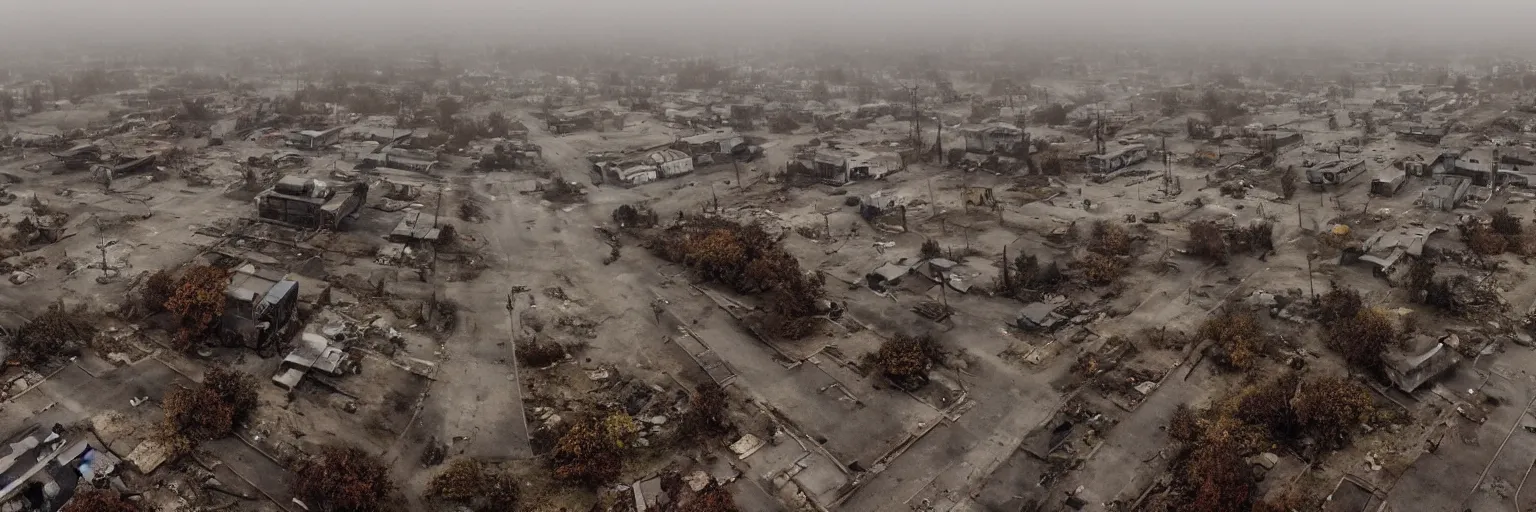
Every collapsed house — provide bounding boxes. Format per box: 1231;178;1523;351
543;107;622;133
288;127;346;150
599;148;694;186
273;332;356;390
675;128;748;165
1254;130;1304;154
49;144;102;170
1306;158;1367;186
797;146;903;186
221;263;301;351
1345;226;1442;277
256;176;369;230
90;154;158;184
1421;174;1473;211
960;123;1028;154
1084;144;1149;176
1017;302;1067;331
0;424;118;512
1383;335;1460;393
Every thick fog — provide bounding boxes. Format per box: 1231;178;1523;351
5;0;1536;46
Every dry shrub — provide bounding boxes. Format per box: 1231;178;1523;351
161;366;258;444
1279;167;1298;200
1231;221;1274;254
427;459;519;512
552;413;639;486
1187;221;1229;263
1466;225;1508;255
873;333;943;390
1088;220;1132;256
164;265;231;351
292;445;396;512
141;269;176;315
1292;376;1376;449
542;179;584;203
1004;252;1065;297
1404;257;1435;296
1316;283;1363;324
1168;403;1201;442
1168;373;1377;512
1077;253;1126;286
1492;208;1523;237
61;489;143;512
12;303;96;367
682;483;739;512
1326;308;1398;374
682;383;732;439
515;340;565;368
920;238;942;260
650;216;824;339
1198;309;1263;371
612;204;657;229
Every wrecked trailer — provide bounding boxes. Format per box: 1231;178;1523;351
90;154;158;183
256;176;369;230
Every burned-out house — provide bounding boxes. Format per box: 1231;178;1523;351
1255;130;1304;154
1085;144;1149;175
1422;174;1473;211
256;176;369;230
675;129;745;165
221;263;300;351
960;123;1028;154
1383;335;1460;392
1394;123;1450;145
544;107;622;134
798;146;903;185
1306;159;1367;186
600;148;694;186
288;126;346;150
49;144;101;170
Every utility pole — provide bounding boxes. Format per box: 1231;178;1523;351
904;83;921;152
732;158;742;188
711;182;719;211
935;120;944;165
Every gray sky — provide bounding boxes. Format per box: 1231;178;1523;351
5;0;1536;46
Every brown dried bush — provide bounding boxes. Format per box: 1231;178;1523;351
1316;283;1363;324
1326;308;1398;375
873;333;943;391
164;265;231;351
11;303;95;367
649;216;824;338
427;459;519;512
552;413;638;486
141;269;177;315
1088;220;1132;256
1168;403;1201;442
1197;309;1263;371
682;383;733;439
682;483;740;512
1187;221;1229;263
515;340;565;368
920;238;942;260
1492;208;1523;237
1292;376;1376;449
292;445;396;512
1279;167;1298;200
61;489;143;512
162;366;258;444
1077;253;1127;286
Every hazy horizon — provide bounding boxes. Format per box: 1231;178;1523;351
5;0;1536;48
